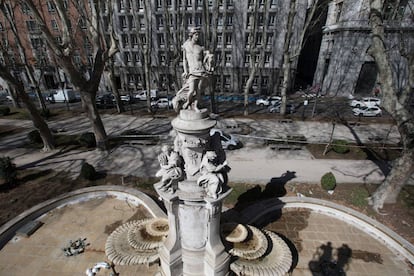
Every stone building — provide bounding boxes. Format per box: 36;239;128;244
111;0;310;96
313;0;414;97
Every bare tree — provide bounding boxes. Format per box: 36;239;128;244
243;0;267;116
367;0;414;212
280;0;329;115
21;0;118;149
1;1;48;112
0;0;54;151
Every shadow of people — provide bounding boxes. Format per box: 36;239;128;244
309;242;352;275
261;170;296;199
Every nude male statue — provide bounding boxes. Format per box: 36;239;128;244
173;27;214;112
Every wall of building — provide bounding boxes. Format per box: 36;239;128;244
314;0;414;97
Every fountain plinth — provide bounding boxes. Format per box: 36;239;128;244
157;109;231;276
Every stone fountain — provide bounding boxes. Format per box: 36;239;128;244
105;26;293;276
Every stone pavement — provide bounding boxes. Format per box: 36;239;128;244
0;114;400;184
0;194;412;275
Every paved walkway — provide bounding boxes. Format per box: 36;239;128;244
0;115;399;184
0;195;412;275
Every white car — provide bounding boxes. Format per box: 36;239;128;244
349;97;381;108
120;95;131;102
256;96;282;106
210;128;242;150
150;97;172;109
352;106;382;117
268;103;296;114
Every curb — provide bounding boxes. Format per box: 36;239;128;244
244;196;414;265
0;185;166;250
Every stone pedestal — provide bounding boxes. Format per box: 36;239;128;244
157;109;230;276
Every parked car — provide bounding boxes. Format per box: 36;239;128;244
134;90;158;101
352;106;382;117
210;128;242;150
268;103;296;114
120;94;131;102
150;97;172;109
96;94;115;108
256;96;282;106
46;89;77;103
349;97;381;108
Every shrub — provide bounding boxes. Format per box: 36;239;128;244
0;106;10;116
0;156;17;184
332;139;350;154
27;130;42;144
78;132;96;148
79;162;96;180
321;172;336;191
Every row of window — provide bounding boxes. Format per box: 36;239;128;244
117;0;277;12
120;31;274;49
122;50;272;66
118;11;278;31
125;73;270;88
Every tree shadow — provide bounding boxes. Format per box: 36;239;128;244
233;170;296;212
340;118;392;176
308;242;352;275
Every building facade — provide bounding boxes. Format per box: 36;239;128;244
111;0;310;96
313;0;414;97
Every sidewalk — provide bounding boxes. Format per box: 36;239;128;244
0;115;398;184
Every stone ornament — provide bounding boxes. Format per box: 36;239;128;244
154;145;184;193
221;222;293;276
105;218;168;266
197;151;230;199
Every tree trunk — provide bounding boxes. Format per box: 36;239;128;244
17;82;55;151
369;152;414;210
280;0;296;115
80;91;108;150
368;0;414;211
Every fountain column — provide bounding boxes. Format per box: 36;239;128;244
156;109;230;276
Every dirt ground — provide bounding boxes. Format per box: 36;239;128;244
0;168;413;245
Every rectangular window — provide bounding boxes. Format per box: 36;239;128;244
158;34;165;46
26;20;38;32
139;16;145;29
227;0;233;7
133;52;140;62
159;53;166;64
55;36;62;44
262;76;269;86
264;53;271;64
129;16;135;29
21;3;30;14
195;14;202;26
120;16;127;29
266;33;273;46
131;34;139;47
157;16;164;28
226;13;233;26
73;53;81;64
225;52;231;64
51;20;59;30
256;33;263;46
186;15;193;26
124;52;132;63
47;1;56;12
244;54;250;65
218;14;223;26
258;13;264;26
186;0;192;8
0;22;3;32
268;14;276;27
225;33;232;46
122;34;129;47
217;33;223;45
246;14;252;28
31;38;42;49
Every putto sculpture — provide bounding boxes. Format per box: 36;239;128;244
172;26;214;112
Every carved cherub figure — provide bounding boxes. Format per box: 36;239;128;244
155;145;183;193
197;151;230;199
